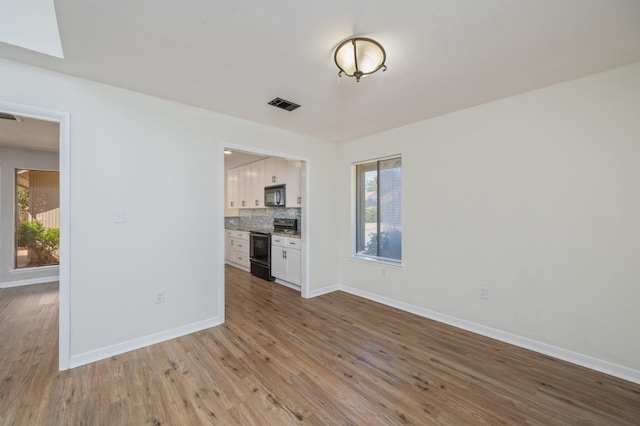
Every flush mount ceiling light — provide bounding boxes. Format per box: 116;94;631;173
334;37;387;82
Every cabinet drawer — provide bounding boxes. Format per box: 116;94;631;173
233;251;250;267
225;229;234;237
285;237;302;250
271;236;286;247
233;239;250;254
235;231;249;241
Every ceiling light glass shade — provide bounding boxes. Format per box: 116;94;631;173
334;37;387;82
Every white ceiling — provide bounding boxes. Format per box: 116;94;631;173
0;115;59;151
224;151;266;171
0;0;639;144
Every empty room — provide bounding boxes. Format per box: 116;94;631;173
1;1;639;424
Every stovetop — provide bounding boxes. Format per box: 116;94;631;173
273;217;298;234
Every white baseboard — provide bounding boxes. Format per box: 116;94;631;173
339;284;640;385
272;279;301;292
1;275;59;288
306;284;339;298
69;316;222;369
225;260;249;272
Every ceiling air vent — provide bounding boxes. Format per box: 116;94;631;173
268;97;300;112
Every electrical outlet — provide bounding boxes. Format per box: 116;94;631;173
479;287;489;300
114;209;125;223
155;290;165;304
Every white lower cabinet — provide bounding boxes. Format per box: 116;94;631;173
284;248;301;285
233;244;250;267
271;245;286;280
225;235;233;262
271;236;302;286
225;229;250;269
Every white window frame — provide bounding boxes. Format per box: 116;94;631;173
352;154;402;266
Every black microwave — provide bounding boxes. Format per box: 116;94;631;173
265;184;286;207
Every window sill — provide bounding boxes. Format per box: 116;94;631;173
9;264;60;274
349;255;403;268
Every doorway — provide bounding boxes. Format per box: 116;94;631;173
222;145;309;301
0;100;70;370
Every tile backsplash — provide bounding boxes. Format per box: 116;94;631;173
225;208;301;229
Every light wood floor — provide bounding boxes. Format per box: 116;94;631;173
1;268;639;425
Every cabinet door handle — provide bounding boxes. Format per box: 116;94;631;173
255;200;258;206
283;251;287;259
272;176;276;183
231;240;234;246
230;201;234;207
297;196;301;204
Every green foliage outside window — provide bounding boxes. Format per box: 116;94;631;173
364;206;377;223
17;186;30;216
363;230;402;260
17;220;60;265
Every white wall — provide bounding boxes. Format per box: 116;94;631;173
4;50;636;379
338;61;640;376
0;58;339;363
0;146;59;285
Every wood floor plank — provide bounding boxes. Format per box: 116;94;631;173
1;271;639;425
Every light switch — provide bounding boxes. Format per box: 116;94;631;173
114;209;125;223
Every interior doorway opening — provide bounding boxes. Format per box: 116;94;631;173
0;101;70;370
222;146;309;297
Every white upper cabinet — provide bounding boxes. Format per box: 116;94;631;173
237;165;247;208
226;168;238;209
285;160;302;208
264;157;288;186
248;161;265;208
245;161;264;209
227;157;302;210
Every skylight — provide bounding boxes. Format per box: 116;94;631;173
0;0;64;58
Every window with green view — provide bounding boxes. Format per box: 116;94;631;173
355;156;402;263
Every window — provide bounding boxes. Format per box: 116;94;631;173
355;156;402;263
15;169;60;268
